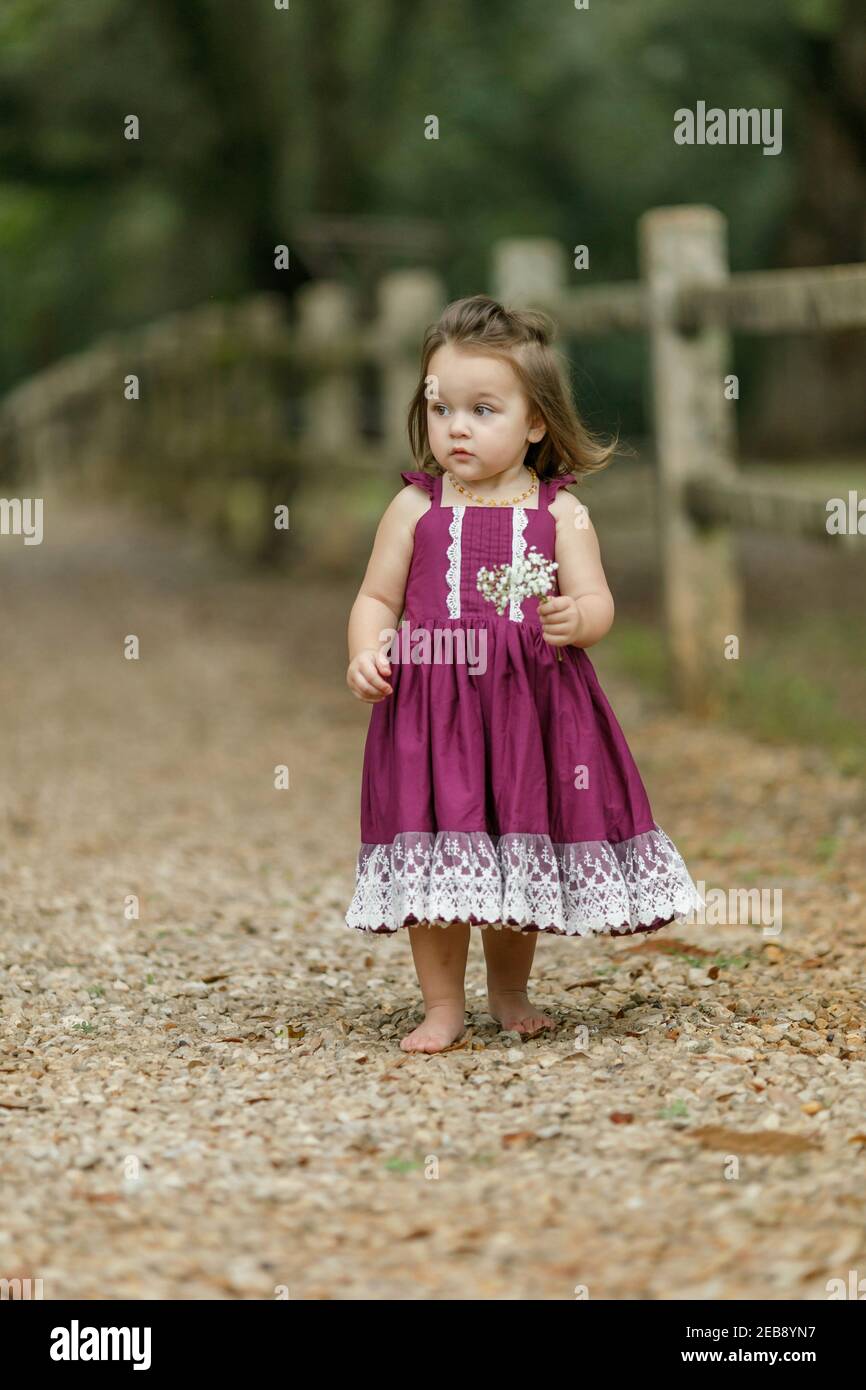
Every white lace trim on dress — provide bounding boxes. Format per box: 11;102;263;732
345;825;705;936
445;506;464;618
509;506;529;622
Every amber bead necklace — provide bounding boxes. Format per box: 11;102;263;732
445;466;538;507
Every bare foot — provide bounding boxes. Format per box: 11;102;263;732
488;989;555;1037
400;1001;466;1053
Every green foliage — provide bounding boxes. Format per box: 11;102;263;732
384;1157;424;1173
0;0;850;408
660;1098;690;1120
784;0;844;36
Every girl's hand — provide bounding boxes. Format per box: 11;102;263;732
347;647;393;702
538;594;582;647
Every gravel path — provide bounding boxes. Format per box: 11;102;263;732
1;492;864;1300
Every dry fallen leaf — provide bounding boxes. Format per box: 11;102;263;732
689;1126;821;1155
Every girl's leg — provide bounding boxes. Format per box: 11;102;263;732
401;921;470;1053
482;926;556;1036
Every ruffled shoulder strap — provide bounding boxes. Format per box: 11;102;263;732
545;472;577;501
400;469;436;495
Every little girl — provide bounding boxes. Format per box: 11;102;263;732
345;295;702;1053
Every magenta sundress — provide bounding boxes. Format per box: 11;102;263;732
345;469;702;936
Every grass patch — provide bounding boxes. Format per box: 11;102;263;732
605;618;865;777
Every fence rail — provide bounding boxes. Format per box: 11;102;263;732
527;261;866;338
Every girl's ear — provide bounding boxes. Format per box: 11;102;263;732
528;417;546;444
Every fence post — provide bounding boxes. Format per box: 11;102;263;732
296;281;361;460
491;237;568;313
639;205;742;716
376;269;445;469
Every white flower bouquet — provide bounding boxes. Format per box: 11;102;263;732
477;547;562;659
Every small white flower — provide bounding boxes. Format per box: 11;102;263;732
477;546;558;616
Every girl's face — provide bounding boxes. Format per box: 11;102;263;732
425;344;545;484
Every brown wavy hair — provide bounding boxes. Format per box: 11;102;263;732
406;294;619;483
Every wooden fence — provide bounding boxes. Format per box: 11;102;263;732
494;205;866;714
0;298;308;561
0;278;449;563
1;204;863;713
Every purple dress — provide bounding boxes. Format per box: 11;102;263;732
345;469;702;936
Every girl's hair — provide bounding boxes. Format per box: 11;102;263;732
406;294;619;482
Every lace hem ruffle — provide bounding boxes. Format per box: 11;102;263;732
345;825;704;937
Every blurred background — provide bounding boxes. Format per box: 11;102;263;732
1;0;866;1303
1;0;863;762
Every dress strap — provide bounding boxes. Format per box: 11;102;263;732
545;472;577;507
400;469;436;496
546;472;577;496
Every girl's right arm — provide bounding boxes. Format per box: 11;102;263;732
347;484;429;702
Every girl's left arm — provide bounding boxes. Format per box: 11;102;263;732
540;492;615;650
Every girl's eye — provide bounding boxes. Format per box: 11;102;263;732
475;405;493;416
